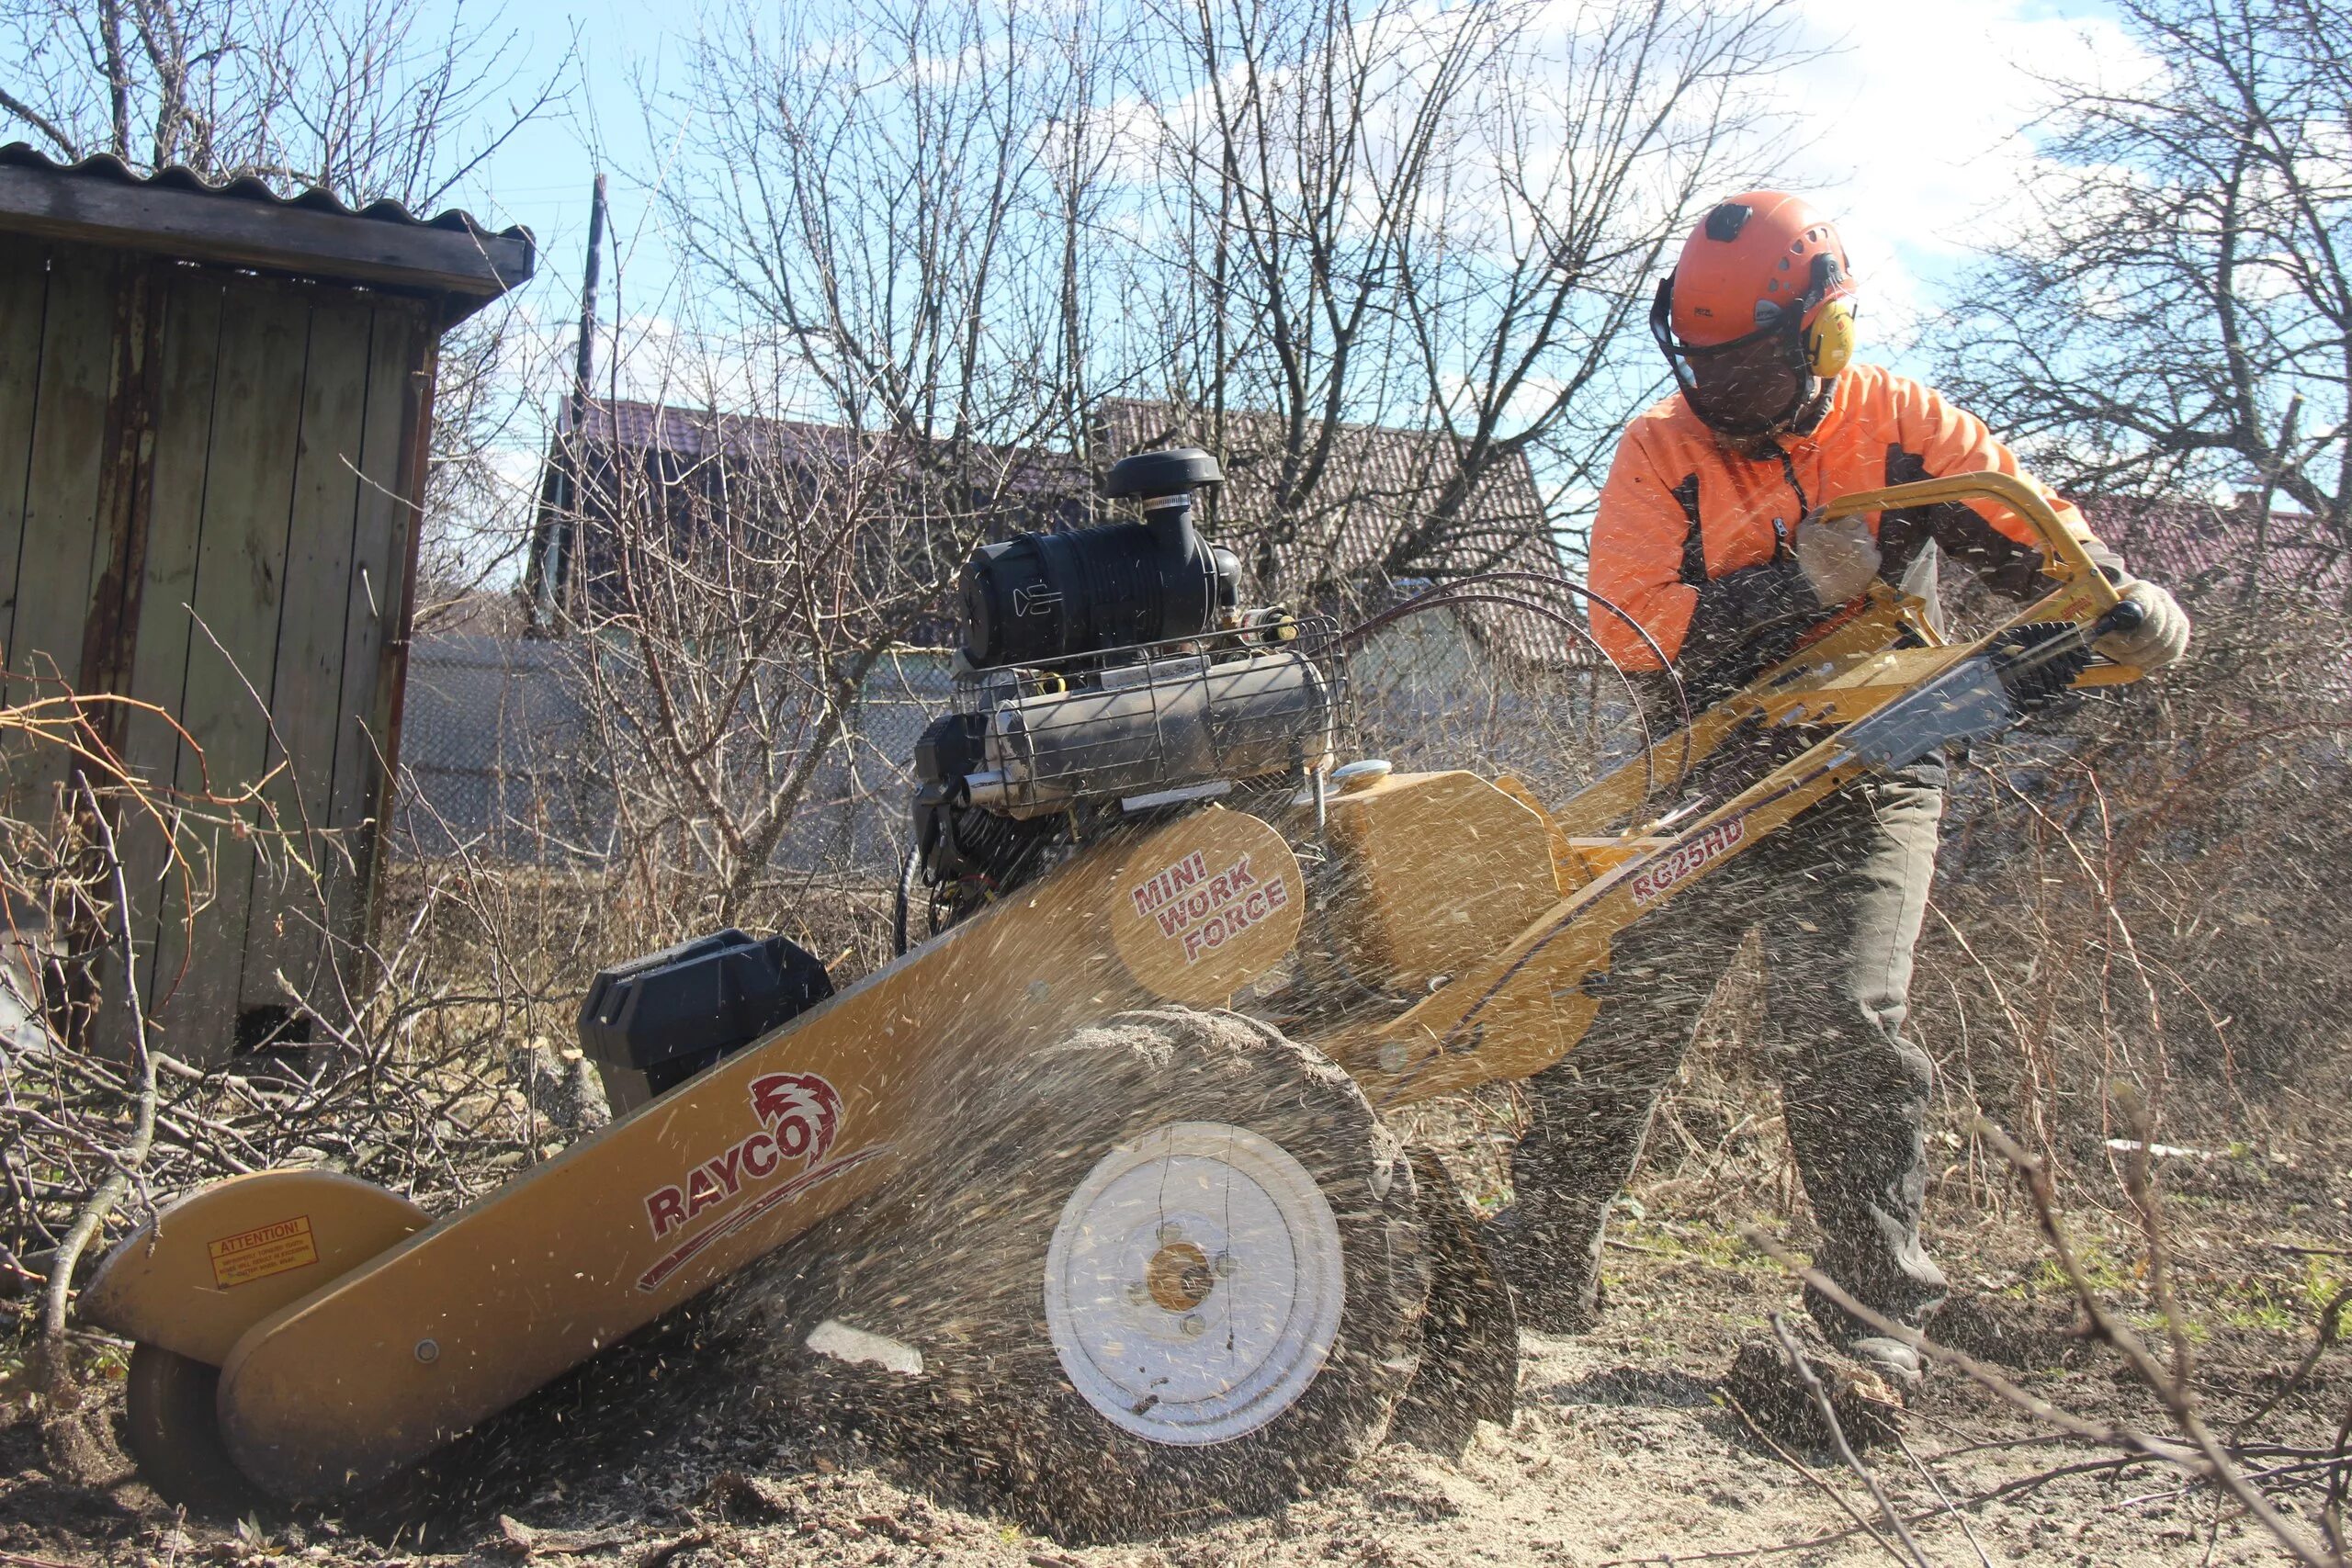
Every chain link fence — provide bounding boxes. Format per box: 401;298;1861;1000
394;617;1633;881
396;636;953;877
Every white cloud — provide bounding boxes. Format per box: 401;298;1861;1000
1754;0;2153;356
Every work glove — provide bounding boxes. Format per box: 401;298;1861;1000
1792;513;1883;607
2094;574;2191;671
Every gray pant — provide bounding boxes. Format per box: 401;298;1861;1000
1501;774;1951;1339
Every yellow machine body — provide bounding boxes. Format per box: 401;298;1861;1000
79;472;2134;1502
1321;770;1566;993
79;1172;431;1368
83;808;1303;1497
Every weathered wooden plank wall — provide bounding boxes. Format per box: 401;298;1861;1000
0;239;430;1059
114;269;227;1045
4;247;118;797
0;237;51;722
326;304;424;968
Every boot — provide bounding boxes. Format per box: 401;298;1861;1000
1844;1335;1926;1393
1484;1203;1604;1335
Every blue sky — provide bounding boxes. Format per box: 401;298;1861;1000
443;0;2138;403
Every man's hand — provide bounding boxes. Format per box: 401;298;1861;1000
1792;513;1882;607
2095;575;2191;670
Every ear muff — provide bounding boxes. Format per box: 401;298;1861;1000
1799;251;1857;378
1804;297;1856;378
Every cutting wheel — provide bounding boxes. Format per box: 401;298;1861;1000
124;1344;263;1515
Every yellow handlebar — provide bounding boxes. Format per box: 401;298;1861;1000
1816;470;2120;614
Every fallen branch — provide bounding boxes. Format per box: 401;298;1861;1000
2235;1285;2352;1440
1895;1436;1996;1568
1740;1127;2346;1568
32;774;158;1422
1719;1390;1911;1568
1766;1314;1932;1568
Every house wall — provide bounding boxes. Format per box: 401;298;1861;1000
0;235;431;1059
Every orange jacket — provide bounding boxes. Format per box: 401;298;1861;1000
1589;363;2111;676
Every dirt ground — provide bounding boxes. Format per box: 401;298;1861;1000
6;1096;2347;1568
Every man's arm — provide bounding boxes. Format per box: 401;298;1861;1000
1876;376;2122;595
1875;374;2187;668
1588;429;1702;671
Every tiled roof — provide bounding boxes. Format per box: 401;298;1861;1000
558;395;1589;666
2077;496;2349;604
565;398;1080;495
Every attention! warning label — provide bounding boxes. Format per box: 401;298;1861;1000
207;1214;319;1289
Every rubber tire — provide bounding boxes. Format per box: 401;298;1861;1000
124;1344;265;1517
804;1008;1430;1541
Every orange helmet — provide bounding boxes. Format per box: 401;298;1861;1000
1650;191;1859;434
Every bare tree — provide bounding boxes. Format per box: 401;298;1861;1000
0;0;565;208
1126;0;1501;592
663;0;1796;618
666;0;1104;489
1383;0;1802;579
1938;0;2350;580
550;370;964;928
1122;0;1801;597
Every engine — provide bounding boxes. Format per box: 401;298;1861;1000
907;446;1340;938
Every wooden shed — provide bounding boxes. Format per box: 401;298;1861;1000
0;144;533;1059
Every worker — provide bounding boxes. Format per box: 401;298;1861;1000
1489;191;2191;1386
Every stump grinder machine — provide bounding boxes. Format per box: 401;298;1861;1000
79;451;2150;1535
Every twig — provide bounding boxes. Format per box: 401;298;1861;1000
2235;1285;2352;1439
1976;1119;2337;1565
35;774;159;1394
2324;1393;2351;1556
1767;1314;1933;1568
1593;1449;2162;1566
1744;1173;2343;1568
1720;1390;1912;1568
1897;1436;1995;1568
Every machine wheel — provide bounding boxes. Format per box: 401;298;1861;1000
124;1344;263;1516
812;1009;1429;1540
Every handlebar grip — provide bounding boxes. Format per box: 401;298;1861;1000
2095;598;2145;639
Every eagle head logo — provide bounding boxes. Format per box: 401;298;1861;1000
746;1072;842;1167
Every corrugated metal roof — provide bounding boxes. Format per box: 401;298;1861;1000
0;143;529;239
0;141;533;308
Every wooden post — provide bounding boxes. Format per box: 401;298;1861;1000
528;174;607;633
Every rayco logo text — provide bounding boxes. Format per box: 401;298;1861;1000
1630;818;1746;906
644;1072;842;1239
1129;848;1292;964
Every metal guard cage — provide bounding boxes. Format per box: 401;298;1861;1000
952;618;1348;817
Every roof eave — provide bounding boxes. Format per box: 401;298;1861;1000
0;162;534;316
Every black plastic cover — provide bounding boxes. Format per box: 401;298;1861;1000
1102;446;1223;500
913;709;989;787
958;522;1240;667
578;929;833;1098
